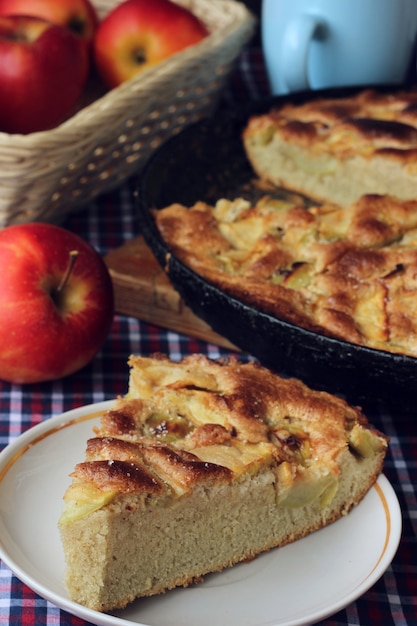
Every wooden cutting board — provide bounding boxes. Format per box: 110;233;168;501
104;236;238;351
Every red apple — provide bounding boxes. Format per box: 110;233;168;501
93;0;208;89
0;223;114;384
0;15;89;134
0;0;98;42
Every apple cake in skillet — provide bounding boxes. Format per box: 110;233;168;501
154;193;417;356
59;353;388;612
243;89;417;206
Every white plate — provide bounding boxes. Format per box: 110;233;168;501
0;401;402;626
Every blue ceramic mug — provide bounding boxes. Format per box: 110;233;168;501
262;0;417;95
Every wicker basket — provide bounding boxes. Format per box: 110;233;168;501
0;0;255;227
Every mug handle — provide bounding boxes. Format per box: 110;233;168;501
281;14;325;92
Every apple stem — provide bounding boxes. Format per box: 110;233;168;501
58;250;79;293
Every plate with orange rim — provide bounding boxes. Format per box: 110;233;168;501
0;400;402;626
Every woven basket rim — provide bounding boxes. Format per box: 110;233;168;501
0;0;256;147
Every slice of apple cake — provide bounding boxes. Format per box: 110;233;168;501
59;353;388;612
243;88;417;206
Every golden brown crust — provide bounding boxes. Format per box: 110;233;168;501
70;459;165;495
154;194;417;356
66;353;387;494
245;89;417;158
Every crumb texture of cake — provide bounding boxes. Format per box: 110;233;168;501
243;89;417;206
59;353;388;612
154;194;417;356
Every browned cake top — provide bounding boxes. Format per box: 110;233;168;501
154;194;417;356
60;354;387;523
243;89;417;161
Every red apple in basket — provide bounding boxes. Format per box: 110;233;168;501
0;15;89;134
0;0;98;42
93;0;209;89
0;223;114;384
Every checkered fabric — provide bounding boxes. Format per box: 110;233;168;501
1;47;416;626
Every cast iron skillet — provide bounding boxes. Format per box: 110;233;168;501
136;87;417;408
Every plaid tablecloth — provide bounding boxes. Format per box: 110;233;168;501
1;47;417;626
